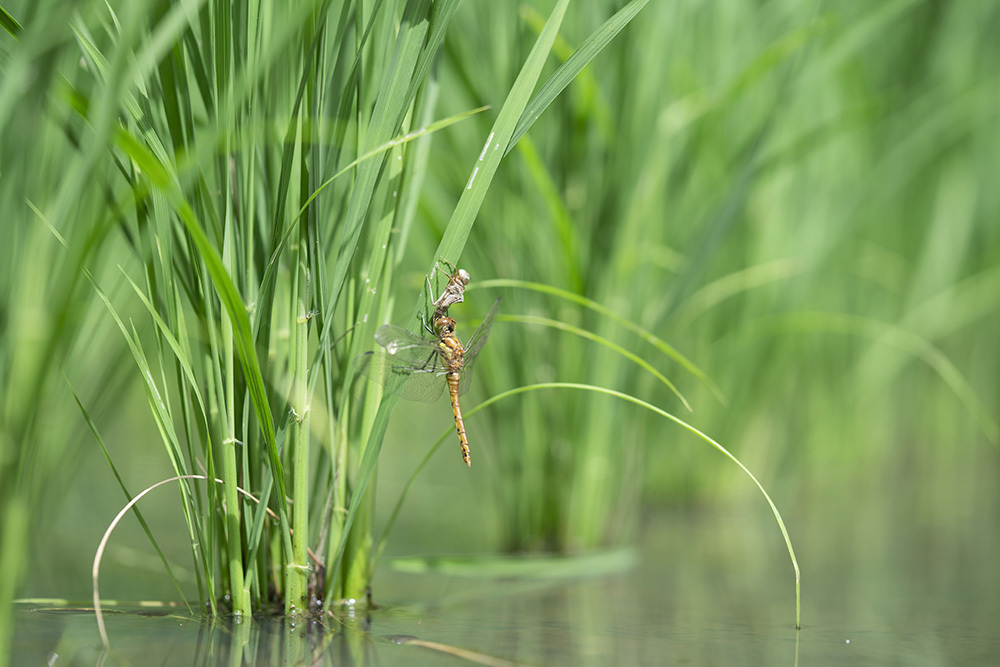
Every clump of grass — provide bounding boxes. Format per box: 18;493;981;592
1;0;659;643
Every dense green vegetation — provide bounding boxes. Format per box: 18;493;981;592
2;0;997;662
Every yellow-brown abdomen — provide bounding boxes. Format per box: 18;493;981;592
446;371;470;466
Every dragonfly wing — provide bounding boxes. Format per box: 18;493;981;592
358;323;448;403
462;298;500;358
374;325;436;358
355;350;447;403
456;365;476;397
457;297;500;396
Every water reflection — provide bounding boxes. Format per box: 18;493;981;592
11;496;1000;666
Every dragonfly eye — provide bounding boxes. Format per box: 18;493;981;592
435;316;456;335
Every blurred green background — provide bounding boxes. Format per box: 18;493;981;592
2;0;999;662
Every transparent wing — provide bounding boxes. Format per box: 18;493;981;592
455;297;500;396
370;325;432;357
355;325;447;403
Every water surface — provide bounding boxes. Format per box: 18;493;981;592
12;498;999;666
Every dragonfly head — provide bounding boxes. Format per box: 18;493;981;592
434;316;456;336
457;269;471;286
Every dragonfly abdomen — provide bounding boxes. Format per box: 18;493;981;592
446;371;471;466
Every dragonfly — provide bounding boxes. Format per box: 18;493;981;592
355;298;500;466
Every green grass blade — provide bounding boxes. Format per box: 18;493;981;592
748;311;1000;446
430;0;570;266
390;548;637;580
499;313;692;411
119;270;211;422
1;5;22;38
508;0;649;153
476;278;725;403
86;272;215;594
66;378;193;614
88;275;186;475
328;393;398;575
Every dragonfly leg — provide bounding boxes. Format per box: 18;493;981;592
437;257;459;275
423;272;435;307
419;348;437;370
417;309;435;336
